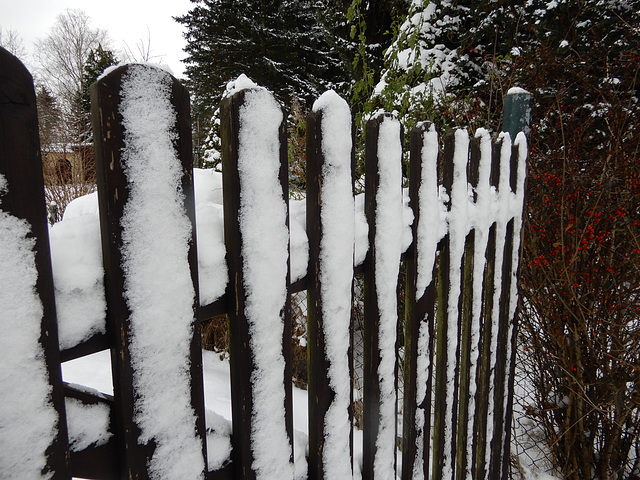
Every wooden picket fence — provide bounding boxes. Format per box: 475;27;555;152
0;47;530;480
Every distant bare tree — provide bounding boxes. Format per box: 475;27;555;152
0;27;26;59
34;9;112;220
122;27;163;64
34;9;109;110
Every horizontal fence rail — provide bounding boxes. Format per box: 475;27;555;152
0;47;530;480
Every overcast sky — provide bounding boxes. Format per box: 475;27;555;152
1;0;193;78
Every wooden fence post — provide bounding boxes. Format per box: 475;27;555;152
91;64;207;480
0;47;71;480
362;113;403;480
402;122;438;480
306;92;355;480
454;136;481;480
219;87;294;480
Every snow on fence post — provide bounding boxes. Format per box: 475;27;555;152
0;46;71;480
462;129;494;480
431;130;457;480
453;135;480;480
499;133;527;480
362;113;404;480
306;90;355;480
91;64;207;480
484;134;514;480
219;82;295;480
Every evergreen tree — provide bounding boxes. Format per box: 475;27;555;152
345;0;410;111
36;85;63;149
176;0;351;118
79;44;118;115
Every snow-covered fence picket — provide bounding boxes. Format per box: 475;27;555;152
0;45;530;480
0;46;70;480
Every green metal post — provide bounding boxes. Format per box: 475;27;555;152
502;88;533;140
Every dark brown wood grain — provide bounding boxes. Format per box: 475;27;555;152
0;46;71;480
220;88;294;480
91;64;207;480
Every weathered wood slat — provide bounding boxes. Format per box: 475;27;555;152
0;46;71;480
220;88;294;480
91;63;207;480
306;100;353;479
454;135;482;480
362;113;404;480
402;122;438;480
455;230;476;480
60;332;110;363
306;107;331;480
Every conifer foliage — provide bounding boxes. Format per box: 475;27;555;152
176;0;351;117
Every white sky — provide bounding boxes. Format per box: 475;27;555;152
1;0;193;78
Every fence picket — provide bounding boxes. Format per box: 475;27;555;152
0;47;71;480
220;87;295;480
455;230;476;480
362;113;404;480
402;121;439;480
91;64;207;480
306;92;355;480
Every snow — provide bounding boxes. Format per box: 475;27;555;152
0;173;60;480
409;122;441;478
236;85;294;479
224;73;259;97
354;193;369;266
440;129;471;478
118;64;205;480
289;198;309;282
193;169;228;304
49;209;105;350
98;62;175;81
65;397;111;452
507;86;531;95
372;114;404;479
204;409;232;471
464;128;494;476
311;90;354;478
415;122;444;298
